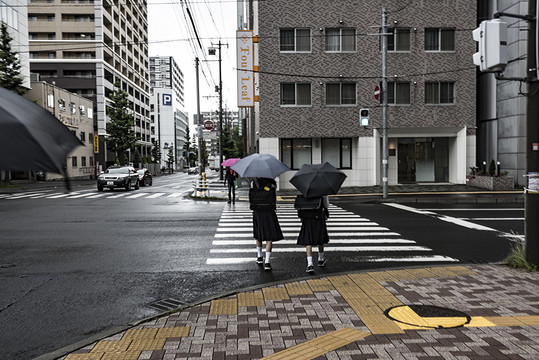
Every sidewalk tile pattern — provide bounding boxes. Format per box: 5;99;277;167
63;265;539;359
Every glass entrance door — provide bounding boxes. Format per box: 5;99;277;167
398;139;416;183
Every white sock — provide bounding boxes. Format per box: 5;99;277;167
257;247;263;257
265;251;271;263
307;256;313;266
318;252;325;262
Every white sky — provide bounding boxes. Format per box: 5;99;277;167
148;0;240;127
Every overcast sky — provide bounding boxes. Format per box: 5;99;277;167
148;0;239;125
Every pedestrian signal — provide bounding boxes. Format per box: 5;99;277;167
359;108;370;126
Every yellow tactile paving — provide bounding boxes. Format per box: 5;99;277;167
367;271;400;282
361;314;405;334
101;351;141;360
65;353;105;360
238;291;265;307
285;282;314;296
262;286;290;301
127;337;166;351
384;269;421;280
387;305;469;329
209;298;238;315
306;278;335;292
261;327;369;359
464;317;497;327
513;315;539;326
483;316;525;327
347;273;381;288
156;326;190;338
122;328;159;339
441;265;477;276
327;275;356;287
90;339;131;353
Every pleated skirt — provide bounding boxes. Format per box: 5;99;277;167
253;210;284;242
297;218;329;246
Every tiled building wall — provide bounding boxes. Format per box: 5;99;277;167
257;0;477;139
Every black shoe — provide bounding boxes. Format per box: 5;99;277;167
256;257;264;265
264;263;272;271
306;265;315;273
227;200;231;203
318;259;327;267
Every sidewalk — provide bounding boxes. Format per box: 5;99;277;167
56;264;539;360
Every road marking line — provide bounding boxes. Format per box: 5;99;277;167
460;218;524;221
146;193;165;198
126;193;148;198
214;229;391;238
216;225;381;232
210;246;432;253
206;255;457;265
212;239;416;245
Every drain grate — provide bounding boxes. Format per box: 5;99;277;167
147;298;185;312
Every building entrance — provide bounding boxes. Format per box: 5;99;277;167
397;138;449;183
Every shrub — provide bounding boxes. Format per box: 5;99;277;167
505;242;538;271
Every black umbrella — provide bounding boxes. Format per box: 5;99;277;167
0;87;82;174
290;162;347;198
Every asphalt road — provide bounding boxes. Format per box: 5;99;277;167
0;174;523;359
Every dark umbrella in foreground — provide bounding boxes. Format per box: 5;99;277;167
290;162;347;198
231;153;290;179
0;87;83;186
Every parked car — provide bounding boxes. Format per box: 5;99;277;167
137;168;153;187
188;167;199;175
97;166;139;191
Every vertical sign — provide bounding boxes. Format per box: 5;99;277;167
93;133;99;153
237;30;254;107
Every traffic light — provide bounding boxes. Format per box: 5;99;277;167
473;19;508;73
359;108;369;126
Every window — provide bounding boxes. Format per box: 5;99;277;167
386;28;410;51
79;105;85;115
89;157;94;166
71;156;77;167
280;28;311;52
80;132;86;142
47;94;54;108
322;138;352;169
88;133;93;142
280;83;311;106
325;28;356;52
281;139;312;170
425;82;455;104
70;102;76;114
81;156;86;167
425;28;455;51
326;83;356;105
381;82;411;105
58;98;66;112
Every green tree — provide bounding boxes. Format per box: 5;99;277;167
0;22;26;95
133;148;142;168
106;81;139;165
151;140;161;164
167;145;174;169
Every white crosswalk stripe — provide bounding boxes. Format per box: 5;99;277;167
0;191;187;200
207;203;458;265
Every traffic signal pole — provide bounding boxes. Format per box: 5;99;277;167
525;0;539;265
381;8;389;199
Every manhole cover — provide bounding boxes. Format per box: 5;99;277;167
385;304;471;329
147;298;185;312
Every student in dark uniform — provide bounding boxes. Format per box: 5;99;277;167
249;177;283;271
296;195;329;273
224;167;238;204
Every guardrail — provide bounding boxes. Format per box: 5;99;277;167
192;179;227;197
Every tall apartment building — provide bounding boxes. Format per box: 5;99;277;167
27;0;151;168
149;56;188;170
248;1;477;189
1;0;30;89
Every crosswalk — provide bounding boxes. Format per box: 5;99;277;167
207;202;458;265
0;190;188;200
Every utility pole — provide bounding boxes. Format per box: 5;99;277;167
381;7;389;199
211;40;228;181
196;57;203;179
526;0;539;264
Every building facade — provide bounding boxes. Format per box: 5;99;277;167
477;0;527;186
27;0;151;168
149;56;188;170
25;81;95;179
251;0;477;189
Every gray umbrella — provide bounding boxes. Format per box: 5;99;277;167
290;162;347;198
231;153;290;179
0;87;82;174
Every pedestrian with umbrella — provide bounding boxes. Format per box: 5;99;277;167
231;154;290;271
223;167;239;204
290;162;347;273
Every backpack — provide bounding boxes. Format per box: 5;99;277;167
249;180;276;210
294;195;327;219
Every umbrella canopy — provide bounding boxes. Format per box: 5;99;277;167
0;87;82;173
231;153;290;179
221;158;240;167
290;162;347;198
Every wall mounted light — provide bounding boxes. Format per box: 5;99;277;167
413;81;417;85
319;27;323;31
319;81;323;85
393;20;398;24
